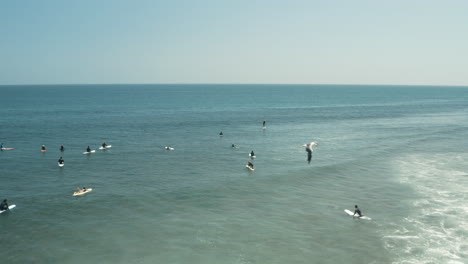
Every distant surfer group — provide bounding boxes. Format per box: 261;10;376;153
2;120;351;216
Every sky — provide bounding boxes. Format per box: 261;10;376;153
1;0;467;85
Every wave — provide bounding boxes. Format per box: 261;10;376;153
382;153;468;263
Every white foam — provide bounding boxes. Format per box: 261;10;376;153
383;153;468;263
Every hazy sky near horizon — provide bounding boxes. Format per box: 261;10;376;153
1;0;468;85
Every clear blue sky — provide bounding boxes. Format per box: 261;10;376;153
1;0;467;85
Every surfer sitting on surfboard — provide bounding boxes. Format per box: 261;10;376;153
86;146;91;152
247;161;254;169
0;199;9;211
102;142;107;148
41;145;46;151
58;157;64;164
353;205;362;217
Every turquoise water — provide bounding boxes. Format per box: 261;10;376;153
1;84;467;264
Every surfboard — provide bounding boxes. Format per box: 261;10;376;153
165;147;174;150
99;145;112;150
73;188;93;196
58;162;64;167
249;154;256;158
83;150;96;154
41;149;47;152
0;204;16;214
262;126;266;130
245;165;255;171
1;148;14;150
344;209;371;220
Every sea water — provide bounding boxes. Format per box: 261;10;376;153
0;84;467;264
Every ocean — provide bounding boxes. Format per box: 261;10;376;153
0;84;467;264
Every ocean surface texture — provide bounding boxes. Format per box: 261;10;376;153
1;84;467;264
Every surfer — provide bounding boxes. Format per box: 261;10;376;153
76;187;87;194
353;205;362;217
0;143;3;150
0;199;8;211
250;150;255;157
247;161;254;169
41;145;46;151
86;146;91;152
58;157;64;164
60;144;65;152
232;144;236;148
102;142;107;148
263;120;266;127
304;142;318;164
219;132;223;136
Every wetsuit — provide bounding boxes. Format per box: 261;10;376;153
42;146;46;150
248;162;254;168
58;158;64;164
102;143;107;148
0;201;8;211
60;145;64;151
87;147;91;152
250;151;255;156
354;208;362;217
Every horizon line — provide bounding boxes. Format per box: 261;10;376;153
1;82;468;87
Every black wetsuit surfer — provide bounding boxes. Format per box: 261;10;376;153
353;205;362;217
86;146;91;152
0;199;9;211
60;145;65;152
58;157;64;164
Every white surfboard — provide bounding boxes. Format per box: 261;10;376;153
344;209;371;220
249;154;256;158
73;188;93;196
165;147;174;150
83;150;96;154
58;162;64;167
99;145;112;150
1;148;14;150
245;165;255;171
0;204;16;214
